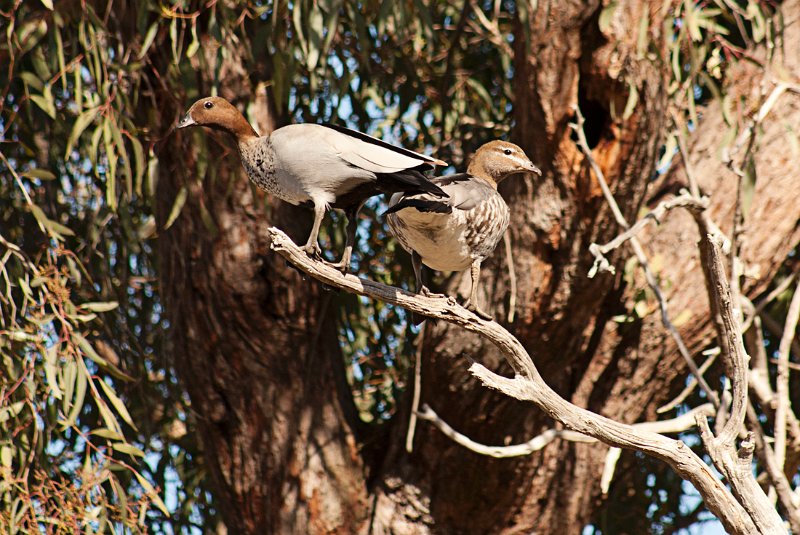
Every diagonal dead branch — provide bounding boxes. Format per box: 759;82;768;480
741;265;800;334
416;403;594;458
601;447;623;495
588;191;710;278
657;349;719;414
571;106;720;408
694;234;784;532
775;280;800;469
503;231;517;323
405;323;426;453
269;227;758;534
746;402;800;533
700;235;748;445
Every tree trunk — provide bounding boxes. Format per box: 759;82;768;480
154;44;369;533
153;1;800;533
369;1;800;533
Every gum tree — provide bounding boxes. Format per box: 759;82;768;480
2;1;799;533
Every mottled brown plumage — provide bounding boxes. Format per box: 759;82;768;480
386;141;540;320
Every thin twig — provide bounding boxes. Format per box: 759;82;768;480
747;314;775;406
673;117;701;199
571;106;720;407
503;231;517;323
405;323;426;453
416;403;594;458
657;349;719;414
741;267;800;334
759;311;800;362
775;280;800;470
769;358;800;372
588;191;709;277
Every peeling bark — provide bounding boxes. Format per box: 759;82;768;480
370;1;800;533
151;2;800;534
154;57;369;533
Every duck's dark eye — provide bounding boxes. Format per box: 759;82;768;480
204;101;214;109
503;149;512;155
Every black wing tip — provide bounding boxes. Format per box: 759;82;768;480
422;182;449;199
319;122;445;166
384;199;452;216
375;170;449;199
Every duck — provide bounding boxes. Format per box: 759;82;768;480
177;97;448;271
386;141;540;320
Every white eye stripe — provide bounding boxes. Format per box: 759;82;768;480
506;153;529;165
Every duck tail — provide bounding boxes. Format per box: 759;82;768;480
375;170;449;199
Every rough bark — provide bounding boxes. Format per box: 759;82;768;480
371;1;671;532
370;1;800;533
151;1;800;534
154;47;369;533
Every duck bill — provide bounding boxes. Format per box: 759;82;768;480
177;113;196;129
525;162;542;176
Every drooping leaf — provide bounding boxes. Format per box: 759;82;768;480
21;168;56;180
65;107;100;158
98;378;138;431
164;186;188;230
134;472;170;517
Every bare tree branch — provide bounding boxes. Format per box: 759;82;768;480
405;324;426;453
693;233;785;532
416;404;594;458
268;227;759;534
746;403;800;533
571;107;720;408
503;231;517;323
741;266;800;334
759;311;800;360
775;280;800;470
588;192;709;278
601;447;622;495
703;235;748;445
417;402;715;459
657;349;719;414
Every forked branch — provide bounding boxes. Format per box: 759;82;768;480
269;227;760;534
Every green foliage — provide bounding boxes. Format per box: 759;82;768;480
0;0;521;530
0;0;787;532
660;0;778;166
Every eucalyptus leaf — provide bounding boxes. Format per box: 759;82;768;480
65;107;100;159
21;168;56;181
112;442;145;458
164;186;188;230
135;472;170;517
98;378;138;431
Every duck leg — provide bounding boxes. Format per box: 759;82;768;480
302;203;325;258
330;204;361;273
409;251;430;326
463;260;492;320
411;251;432;296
